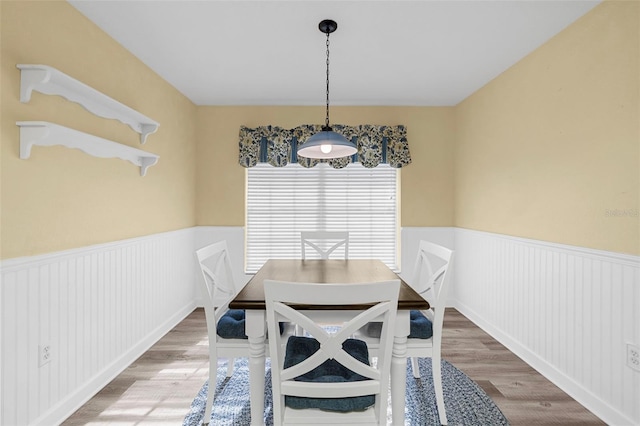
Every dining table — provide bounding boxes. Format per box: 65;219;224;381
229;258;430;426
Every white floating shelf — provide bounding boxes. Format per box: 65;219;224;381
17;64;159;144
17;121;159;176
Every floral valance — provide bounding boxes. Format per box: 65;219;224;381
238;124;411;169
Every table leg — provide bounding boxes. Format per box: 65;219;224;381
391;310;409;426
246;309;266;426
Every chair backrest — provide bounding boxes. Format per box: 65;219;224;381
265;279;400;425
195;241;238;328
409;241;454;326
300;231;349;259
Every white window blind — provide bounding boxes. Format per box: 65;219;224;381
245;162;398;273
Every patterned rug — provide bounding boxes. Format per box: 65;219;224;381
183;357;509;426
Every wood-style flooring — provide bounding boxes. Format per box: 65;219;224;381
63;308;605;425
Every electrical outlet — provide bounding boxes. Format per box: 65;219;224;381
628;343;640;372
39;344;51;367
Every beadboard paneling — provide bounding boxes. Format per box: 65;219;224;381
4;226;636;425
453;228;639;425
1;229;198;425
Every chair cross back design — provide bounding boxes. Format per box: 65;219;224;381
301;231;349;260
407;241;454;425
409;240;452;312
198;242;237;310
265;279;400;426
355;240;454;425
195;240;252;426
275;297;389;384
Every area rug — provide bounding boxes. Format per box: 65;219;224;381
183;358;509;425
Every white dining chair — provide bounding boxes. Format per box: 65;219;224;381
264;279;400;426
195;241;254;426
357;240;454;425
301;231;349;259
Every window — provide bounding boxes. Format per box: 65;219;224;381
245;162;398;273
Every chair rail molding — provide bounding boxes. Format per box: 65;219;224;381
452;227;640;426
0;228;198;426
17;121;159;176
17;64;159;144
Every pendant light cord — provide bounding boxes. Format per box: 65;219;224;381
325;31;331;130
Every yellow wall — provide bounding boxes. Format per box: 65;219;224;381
195;106;455;227
1;1;197;259
454;0;639;255
3;1;636;259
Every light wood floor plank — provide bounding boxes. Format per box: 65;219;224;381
440;309;604;426
63;308;605;425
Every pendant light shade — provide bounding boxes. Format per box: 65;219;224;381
297;19;357;160
297;127;356;159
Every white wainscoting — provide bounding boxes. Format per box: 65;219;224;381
3;226;637;425
453;228;640;426
0;228;198;426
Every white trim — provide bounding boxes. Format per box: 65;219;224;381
17;64;159;144
452;227;639;426
2;226;637;425
16;122;159;176
31;302;195;426
1;228;193;271
456;227;639;266
454;300;635;426
1;228;197;426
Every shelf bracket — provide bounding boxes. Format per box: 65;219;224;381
18;64;159;144
19;67;51;103
17;121;160;176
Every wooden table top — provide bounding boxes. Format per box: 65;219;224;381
229;259;430;310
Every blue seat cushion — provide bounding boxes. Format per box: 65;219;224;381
216;310;286;339
362;310;433;339
408;310;433;339
283;336;375;412
216;309;248;339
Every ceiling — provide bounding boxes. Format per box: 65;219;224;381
68;0;600;107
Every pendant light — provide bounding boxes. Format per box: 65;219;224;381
297;19;358;159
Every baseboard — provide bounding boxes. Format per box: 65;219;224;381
453;300;635;426
452;227;639;426
5;226;636;425
1;228;198;426
32;301;196;426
